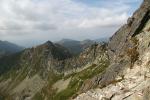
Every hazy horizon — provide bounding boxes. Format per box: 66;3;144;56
1;37;109;48
0;0;142;47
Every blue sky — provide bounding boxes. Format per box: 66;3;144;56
0;0;143;47
74;0;142;14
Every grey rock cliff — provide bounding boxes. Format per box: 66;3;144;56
98;0;150;88
75;0;150;100
75;0;150;94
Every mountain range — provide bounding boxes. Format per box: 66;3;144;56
56;39;95;55
56;38;108;55
0;0;150;100
0;39;108;100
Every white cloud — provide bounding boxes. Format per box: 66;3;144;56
78;13;128;28
0;0;142;46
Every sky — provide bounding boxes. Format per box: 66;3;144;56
0;0;143;47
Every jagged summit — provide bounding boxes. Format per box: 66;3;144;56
29;41;73;61
40;40;55;49
45;40;54;45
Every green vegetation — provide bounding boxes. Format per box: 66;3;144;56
32;92;44;100
127;47;139;68
53;77;83;100
0;52;22;76
32;59;109;100
33;71;63;100
131;37;139;45
0;96;5;100
53;60;109;100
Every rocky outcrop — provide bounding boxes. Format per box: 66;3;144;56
21;41;106;75
80;0;150;89
98;0;150;88
108;0;150;61
75;31;150;99
75;0;150;100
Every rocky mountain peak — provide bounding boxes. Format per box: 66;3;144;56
45;40;54;45
40;40;55;50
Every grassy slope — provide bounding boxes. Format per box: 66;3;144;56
54;60;109;100
33;59;109;100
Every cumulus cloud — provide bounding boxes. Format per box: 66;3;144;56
0;0;142;46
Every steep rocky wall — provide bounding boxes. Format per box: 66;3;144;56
77;0;150;92
99;0;150;88
75;13;150;100
108;0;150;61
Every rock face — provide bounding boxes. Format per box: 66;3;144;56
75;0;150;100
81;0;150;88
99;0;150;88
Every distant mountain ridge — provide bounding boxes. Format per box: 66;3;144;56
0;41;24;57
57;38;109;55
57;39;95;55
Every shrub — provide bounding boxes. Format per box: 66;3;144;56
131;37;139;45
127;37;139;68
146;27;150;32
